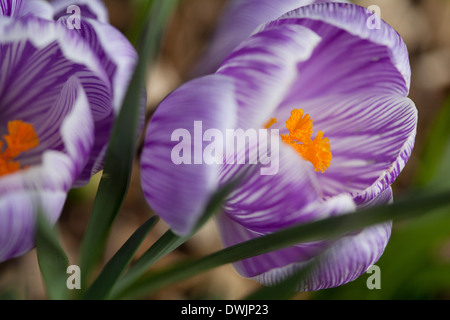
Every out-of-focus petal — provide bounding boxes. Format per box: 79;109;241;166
140;75;237;236
193;0;348;76
0;16;114;186
221;144;324;232
217;23;321;129
0;77;94;263
19;0;53;19
51;0;108;23
0;190;66;262
255;222;392;291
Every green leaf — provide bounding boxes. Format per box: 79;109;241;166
114;188;450;299
82;216;159;300
78;0;179;286
35;212;70;300
415;96;450;188
109;170;246;299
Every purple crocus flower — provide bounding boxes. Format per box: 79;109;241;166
0;0;139;262
141;3;417;290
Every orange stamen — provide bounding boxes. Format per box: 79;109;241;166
0;120;39;177
275;109;332;173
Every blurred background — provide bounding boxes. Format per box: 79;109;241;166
1;0;449;300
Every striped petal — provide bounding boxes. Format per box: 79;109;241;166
0;76;94;195
51;0;108;23
19;0;53;19
0;190;66;262
271;2;411;101
193;0;349;76
216;22;321;129
221;143;328;232
0;16;114;186
218;187;392;290
280;94;417;202
55;16;139;114
140;75;237;236
0;78;94;263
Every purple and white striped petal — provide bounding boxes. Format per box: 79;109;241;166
19;0;53;20
0;77;94;263
0;76;94;195
0;190;66;262
281;94;417;201
272;2;411;97
51;0;108;23
221;144;325;233
0;0;22;17
256;222;392;291
55;16;138;114
218;188;392;290
141;75;237;236
193;0;349;76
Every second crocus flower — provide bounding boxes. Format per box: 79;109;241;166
0;0;141;262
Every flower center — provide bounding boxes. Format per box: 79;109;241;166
265;109;332;173
0;120;39;177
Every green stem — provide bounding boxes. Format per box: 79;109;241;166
115;189;450;299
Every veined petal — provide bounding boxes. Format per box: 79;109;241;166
193;0;349;76
50;0;108;23
0;78;94;263
0;190;66;262
217;23;321;129
221;143;323;232
217;193;357;279
140;75;237;236
270;2;411;102
19;0;53;20
0;77;94;194
255;222;392;291
0;16;113;186
56;16;139;114
283;94;417;201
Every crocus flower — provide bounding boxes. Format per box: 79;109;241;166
0;0;139;262
193;0;349;76
141;3;417;290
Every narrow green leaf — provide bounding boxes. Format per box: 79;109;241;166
415;96;450;187
79;0;179;286
82;216;159;300
115;189;450;299
109;170;246;299
35;212;70;300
